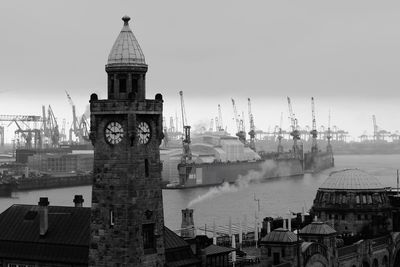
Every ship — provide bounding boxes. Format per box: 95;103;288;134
163;126;334;189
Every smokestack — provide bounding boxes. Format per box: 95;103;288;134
181;209;195;238
73;195;84;207
38;197;49;236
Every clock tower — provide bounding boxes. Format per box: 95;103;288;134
89;16;165;266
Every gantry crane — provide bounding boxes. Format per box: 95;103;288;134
0;114;42;149
179;91;192;163
247;98;256;151
287;97;301;157
231;98;246;144
310;97;318;154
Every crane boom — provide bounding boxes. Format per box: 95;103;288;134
179;91;188;128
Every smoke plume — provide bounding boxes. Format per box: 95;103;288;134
187;160;286;207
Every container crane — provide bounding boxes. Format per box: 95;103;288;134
310;97;318;154
372;115;379;141
231;98;246;144
179;91;192;163
247;98;256;151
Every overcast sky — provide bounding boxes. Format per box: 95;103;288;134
1;1;400;141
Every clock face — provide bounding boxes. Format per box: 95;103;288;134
137;121;151;144
105;121;124;145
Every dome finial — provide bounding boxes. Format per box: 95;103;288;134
122;15;131;26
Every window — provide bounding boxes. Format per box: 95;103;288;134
362;195;367;204
132;78;138;96
145;159;149;177
143;223;156;253
110;210;115;227
342;214;345;220
119;78;127;93
357;215;361;220
356;195;360;204
268;248;271;257
110;76;114;93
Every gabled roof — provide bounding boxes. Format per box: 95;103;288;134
261;228;300;244
107;16;146;66
203;244;235;256
300;222;336;236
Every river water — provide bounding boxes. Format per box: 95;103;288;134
1;154;399;231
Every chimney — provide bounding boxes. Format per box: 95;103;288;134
38;197;49;236
181;209;195;238
73;195;84;207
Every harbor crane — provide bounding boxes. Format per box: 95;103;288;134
65;91;89;144
179;91;192;163
42;105;60;147
247;98;256;151
217;104;224;131
310;97;318;154
287;97;301;157
231;98;246;144
326;110;333;154
277;112;284;153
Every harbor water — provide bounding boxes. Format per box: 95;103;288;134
1;154;399;231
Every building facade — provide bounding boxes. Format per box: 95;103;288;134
260;169;400;267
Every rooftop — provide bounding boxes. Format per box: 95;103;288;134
107;16;146;67
300;221;336;236
319;169;385;190
261;228;300;243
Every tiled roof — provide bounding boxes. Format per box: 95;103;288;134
320;169;384;190
0;204;90;246
261;228;300;243
203;244;235;256
164;227;190;250
107;16;146;66
0;240;88;264
0;204;195;264
300;222;336;236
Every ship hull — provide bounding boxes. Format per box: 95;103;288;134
175;157;304;188
303;151;334;173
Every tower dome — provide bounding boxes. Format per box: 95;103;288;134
107;16;146;67
312;169;391;236
105;16;148;100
